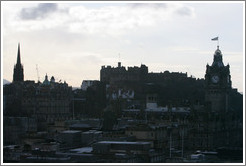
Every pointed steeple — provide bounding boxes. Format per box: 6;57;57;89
13;43;24;82
17;43;21;65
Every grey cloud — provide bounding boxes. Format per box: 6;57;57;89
20;3;58;20
128;3;167;9
176;6;193;16
129;3;194;17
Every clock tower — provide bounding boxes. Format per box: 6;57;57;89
205;46;231;113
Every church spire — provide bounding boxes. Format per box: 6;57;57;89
17;43;21;65
13;43;24;82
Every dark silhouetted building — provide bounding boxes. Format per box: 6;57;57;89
100;62;205;112
205;46;231;113
13;43;24;82
3;43;243;163
203;46;243;152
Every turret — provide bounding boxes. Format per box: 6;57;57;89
212;46;224;67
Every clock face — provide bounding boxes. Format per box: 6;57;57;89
211;75;219;83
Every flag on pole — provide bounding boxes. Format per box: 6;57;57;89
211;37;219;41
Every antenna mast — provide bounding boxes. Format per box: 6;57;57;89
36;64;40;83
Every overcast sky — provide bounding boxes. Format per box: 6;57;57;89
1;1;244;93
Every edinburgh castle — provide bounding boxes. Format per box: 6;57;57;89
3;44;243;163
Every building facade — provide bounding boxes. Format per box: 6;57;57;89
22;75;72;128
204;46;242;150
205;46;231;113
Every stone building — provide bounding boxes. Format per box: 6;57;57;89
21;75;72;130
3;117;37;145
203;45;243;150
81;80;99;91
100;62;205;117
205;46;232;113
4;43;73;133
125;123;167;149
100;62;148;84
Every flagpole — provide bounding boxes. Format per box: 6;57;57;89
211;36;219;48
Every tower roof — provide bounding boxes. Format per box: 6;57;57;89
43;73;50;85
212;46;224;67
17;43;21;65
13;43;24;82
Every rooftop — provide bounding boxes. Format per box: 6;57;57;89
60;130;81;134
96;141;151;145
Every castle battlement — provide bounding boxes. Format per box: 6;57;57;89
100;62;148;83
100;62;194;85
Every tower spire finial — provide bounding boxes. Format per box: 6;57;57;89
17;43;21;65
